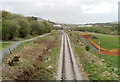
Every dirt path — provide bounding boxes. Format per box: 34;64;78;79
56;32;82;80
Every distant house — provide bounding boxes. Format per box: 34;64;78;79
53;25;62;27
101;25;112;28
78;24;92;27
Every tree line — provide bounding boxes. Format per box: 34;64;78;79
2;11;54;40
71;27;117;35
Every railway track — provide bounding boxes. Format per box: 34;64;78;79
56;32;82;80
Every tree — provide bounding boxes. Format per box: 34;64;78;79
42;21;53;33
2;11;54;40
2;11;10;18
30;21;45;35
18;18;30;38
2;19;20;40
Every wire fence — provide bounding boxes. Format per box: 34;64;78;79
77;33;99;52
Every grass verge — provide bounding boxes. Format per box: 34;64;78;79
2;30;61;80
0;43;12;50
0;42;2;50
68;31;118;80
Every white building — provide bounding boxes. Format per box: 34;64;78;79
53;25;62;27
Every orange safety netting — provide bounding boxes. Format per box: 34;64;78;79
96;51;120;56
80;33;119;56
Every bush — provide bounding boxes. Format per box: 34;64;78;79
2;19;20;40
30;21;46;35
43;21;53;33
8;56;20;66
18;18;30;38
85;45;90;51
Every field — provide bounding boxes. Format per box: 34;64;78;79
79;32;119;67
67;31;118;80
85;33;119;50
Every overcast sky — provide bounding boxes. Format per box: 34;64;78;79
0;0;119;24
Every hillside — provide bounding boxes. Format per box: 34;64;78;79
2;11;54;41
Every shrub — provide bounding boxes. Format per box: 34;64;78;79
2;19;20;40
85;45;90;51
8;56;20;66
18;18;30;38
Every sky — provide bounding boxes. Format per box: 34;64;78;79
0;0;119;24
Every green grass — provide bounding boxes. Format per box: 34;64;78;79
38;47;60;80
96;53;119;68
0;42;2;49
68;31;118;80
32;31;61;80
79;32;119;68
13;35;39;41
0;43;12;50
85;33;119;50
2;35;39;41
13;41;32;53
1;34;40;49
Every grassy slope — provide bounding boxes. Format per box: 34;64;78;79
86;33;118;50
2;30;61;80
96;53;119;68
68;31;118;80
79;32;119;68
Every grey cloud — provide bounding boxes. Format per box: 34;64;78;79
0;0;118;24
